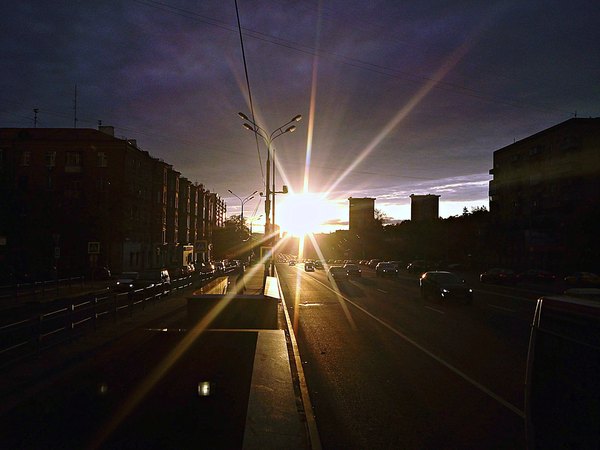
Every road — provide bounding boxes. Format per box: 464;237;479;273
278;262;541;449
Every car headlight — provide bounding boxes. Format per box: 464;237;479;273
441;288;450;295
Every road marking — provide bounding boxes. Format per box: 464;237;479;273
306;274;525;419
488;304;516;313
377;289;388;294
425;305;445;314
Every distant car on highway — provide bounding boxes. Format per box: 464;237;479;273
420;271;473;303
314;260;324;270
328;266;347;280
563;272;600;288
344;263;361;277
479;267;517;285
288;260;296;266
406;260;429;274
516;269;557;284
304;262;315;272
375;262;398;277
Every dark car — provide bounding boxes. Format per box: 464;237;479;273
304;262;315;272
479;267;517;284
328;266;347;280
114;272;139;292
406;260;429;274
344;263;362;277
563;272;600;288
135;268;171;293
314;261;324;270
376;262;398;277
420;271;473;303
516;269;557;284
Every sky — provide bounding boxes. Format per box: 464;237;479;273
2;1;599;232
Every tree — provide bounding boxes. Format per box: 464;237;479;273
212;215;253;261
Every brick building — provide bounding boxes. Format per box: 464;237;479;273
0;126;224;279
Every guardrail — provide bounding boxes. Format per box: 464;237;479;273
0;273;199;367
0;276;85;302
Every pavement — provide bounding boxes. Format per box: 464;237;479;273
0;264;319;449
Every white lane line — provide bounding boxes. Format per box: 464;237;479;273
425;305;445;314
488;304;517;313
306;275;525;419
377;289;388;293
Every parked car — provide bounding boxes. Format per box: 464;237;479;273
420;271;473;303
376;262;398;277
304;262;315;272
114;272;139;292
368;259;382;268
516;269;557;284
344;263;362;277
479;267;517;284
563;272;600;288
328;266;347;280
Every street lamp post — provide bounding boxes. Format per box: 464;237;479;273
227;189;257;230
238;112;302;274
238;112;301;233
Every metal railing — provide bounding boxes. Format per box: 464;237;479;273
0;273;201;367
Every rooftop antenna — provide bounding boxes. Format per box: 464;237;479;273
73;84;78;128
33;108;39;128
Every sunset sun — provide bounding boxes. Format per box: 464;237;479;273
276;192;339;237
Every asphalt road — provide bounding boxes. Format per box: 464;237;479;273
278;262;543;449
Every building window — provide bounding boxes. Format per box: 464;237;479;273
65;151;82;172
65;180;81;198
20;151;31;166
97;152;107;167
45;151;56;168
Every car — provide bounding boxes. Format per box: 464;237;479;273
114;272;139;292
420;271;473;303
368;259;382;268
406;260;429;274
563;272;600;288
479;267;517;284
328;266;347;280
304;262;315;272
288;260;296;266
135;268;171;289
344;263;361;277
375;262;398;277
314;261;324;270
516;269;557;284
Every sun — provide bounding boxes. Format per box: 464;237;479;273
276;192;338;237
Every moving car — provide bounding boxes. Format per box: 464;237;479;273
376;262;398;277
328;266;347;280
420;271;473;303
516;269;557;284
406;260;429;274
114;272;139;292
344;263;361;277
304;262;315;272
288;260;296;266
136;268;171;293
563;272;600;288
479;267;517;284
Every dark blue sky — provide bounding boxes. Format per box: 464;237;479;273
2;0;599;222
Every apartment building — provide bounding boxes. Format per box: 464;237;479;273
0;126;223;278
488;117;600;270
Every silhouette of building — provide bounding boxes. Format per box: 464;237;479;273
348;197;376;232
488;117;600;271
0;126;224;279
410;194;440;221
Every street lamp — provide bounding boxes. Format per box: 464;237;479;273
250;214;263;234
238;112;301;237
227;189;257;230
